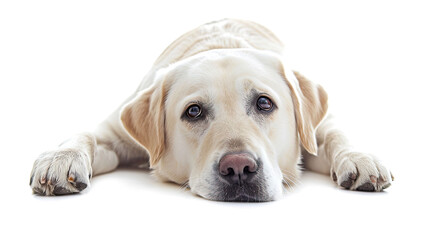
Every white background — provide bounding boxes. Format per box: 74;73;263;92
1;0;428;239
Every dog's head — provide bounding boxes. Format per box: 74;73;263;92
120;49;327;201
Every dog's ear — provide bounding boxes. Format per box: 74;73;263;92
120;75;171;167
282;69;328;155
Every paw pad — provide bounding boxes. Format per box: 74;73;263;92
340;173;357;189
356;182;375;192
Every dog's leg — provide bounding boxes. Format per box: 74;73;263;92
29;115;148;195
303;115;393;191
30;132;101;195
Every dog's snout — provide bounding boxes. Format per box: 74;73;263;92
219;153;258;185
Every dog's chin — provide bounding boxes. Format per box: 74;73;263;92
198;182;278;202
225;194;273;202
205;191;276;202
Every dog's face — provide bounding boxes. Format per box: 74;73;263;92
121;49;327;201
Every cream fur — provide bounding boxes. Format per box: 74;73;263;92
29;19;392;199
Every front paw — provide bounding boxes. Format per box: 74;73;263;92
30;149;92;196
331;152;393;192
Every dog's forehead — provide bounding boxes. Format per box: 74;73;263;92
169;49;284;94
186;49;280;76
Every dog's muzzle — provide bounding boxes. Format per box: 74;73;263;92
213;152;269;202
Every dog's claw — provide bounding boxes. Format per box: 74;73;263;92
40;177;47;185
68;173;75;183
370;175;377;184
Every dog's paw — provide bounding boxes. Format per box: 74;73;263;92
30;149;92;196
331;151;393;192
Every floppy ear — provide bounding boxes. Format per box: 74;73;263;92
120;78;170;167
282;69;328;155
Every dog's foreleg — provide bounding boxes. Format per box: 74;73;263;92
29;132;120;196
303;115;393;191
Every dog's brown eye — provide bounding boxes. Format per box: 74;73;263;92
257;96;273;111
186;104;202;119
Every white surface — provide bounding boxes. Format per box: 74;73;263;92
1;0;428;239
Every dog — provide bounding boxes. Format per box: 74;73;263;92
29;19;393;201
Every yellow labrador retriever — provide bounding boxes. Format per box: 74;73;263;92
30;19;393;201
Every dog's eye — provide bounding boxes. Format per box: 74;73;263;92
186;104;202;119
257;96;273;111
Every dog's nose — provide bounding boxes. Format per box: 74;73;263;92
219;153;258;186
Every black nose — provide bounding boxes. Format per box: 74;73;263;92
219;153;258;186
